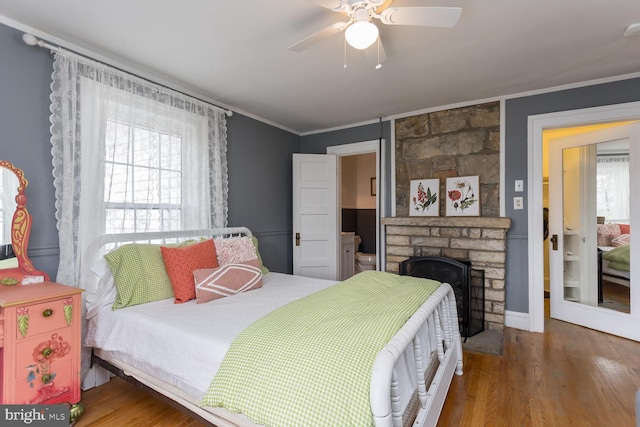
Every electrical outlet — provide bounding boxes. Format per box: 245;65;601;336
514;197;524;210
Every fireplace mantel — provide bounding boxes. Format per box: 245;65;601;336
382;216;511;331
382;216;511;229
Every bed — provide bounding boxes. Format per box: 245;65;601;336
83;227;463;427
600;245;630;286
597;223;631;287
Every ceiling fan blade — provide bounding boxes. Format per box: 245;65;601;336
288;22;348;52
305;0;344;10
365;38;387;68
379;7;462;27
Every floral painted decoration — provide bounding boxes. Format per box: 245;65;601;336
63;298;73;326
17;306;29;337
0;277;19;286
26;333;71;389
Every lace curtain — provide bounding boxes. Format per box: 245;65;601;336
596;154;629;223
50;49;228;289
50;49;228;383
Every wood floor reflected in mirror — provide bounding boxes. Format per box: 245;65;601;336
598;280;630;313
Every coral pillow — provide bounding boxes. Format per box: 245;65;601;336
193;258;263;304
619;224;631;234
214;236;258;265
161;239;218;304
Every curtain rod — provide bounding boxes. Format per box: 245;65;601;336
21;33;233;117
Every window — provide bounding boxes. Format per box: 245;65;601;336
104;120;184;234
597;154;629;223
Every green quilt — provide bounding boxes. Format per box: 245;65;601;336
602;245;630;272
200;270;440;427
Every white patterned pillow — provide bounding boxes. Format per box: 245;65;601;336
213;236;257;265
193;259;263;304
597;223;621;246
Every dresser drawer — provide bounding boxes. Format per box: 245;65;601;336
13;330;75;404
16;298;73;340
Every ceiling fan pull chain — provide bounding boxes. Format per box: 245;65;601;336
344;37;348;69
376;37;382;70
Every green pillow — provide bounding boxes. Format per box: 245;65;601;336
251;236;269;275
105;240;196;309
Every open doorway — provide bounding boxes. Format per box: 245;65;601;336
340;153;377;278
327;140;381;280
528;101;640;340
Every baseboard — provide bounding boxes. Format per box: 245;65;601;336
504;310;530;331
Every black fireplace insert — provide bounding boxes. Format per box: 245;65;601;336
400;256;484;338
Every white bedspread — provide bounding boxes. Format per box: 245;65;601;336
85;273;337;399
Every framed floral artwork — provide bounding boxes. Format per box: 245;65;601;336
446;176;480;216
410;179;439;216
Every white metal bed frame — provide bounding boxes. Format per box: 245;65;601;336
84;227;464;427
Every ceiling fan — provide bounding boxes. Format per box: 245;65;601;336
289;0;462;64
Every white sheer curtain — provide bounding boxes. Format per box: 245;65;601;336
50;49;228;288
50;49;228;383
597;154;630;223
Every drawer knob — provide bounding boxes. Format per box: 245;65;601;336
42;309;54;318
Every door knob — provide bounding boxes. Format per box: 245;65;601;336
550;234;558;251
295;232;300;246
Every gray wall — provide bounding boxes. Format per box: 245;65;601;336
0;24;59;280
0;23;299;278
504;78;640;312
226;113;299;273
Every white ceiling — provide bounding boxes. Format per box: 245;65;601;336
1;0;640;134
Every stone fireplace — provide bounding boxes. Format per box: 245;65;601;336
383;216;511;331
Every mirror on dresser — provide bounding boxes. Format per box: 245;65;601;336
0;160;49;285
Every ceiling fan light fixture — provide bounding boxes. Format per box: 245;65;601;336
345;20;379;50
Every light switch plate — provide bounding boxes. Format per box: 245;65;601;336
515;180;524;192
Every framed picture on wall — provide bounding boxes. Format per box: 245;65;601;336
410;179;439;216
446;176;480;216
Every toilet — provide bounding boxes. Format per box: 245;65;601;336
354;235;377;273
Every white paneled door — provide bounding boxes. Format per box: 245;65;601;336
548;123;640;341
292;154;338;280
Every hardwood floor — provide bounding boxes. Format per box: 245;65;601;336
439;300;640;427
75;377;206;427
76;305;640;427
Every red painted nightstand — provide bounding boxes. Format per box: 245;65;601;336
0;282;83;407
